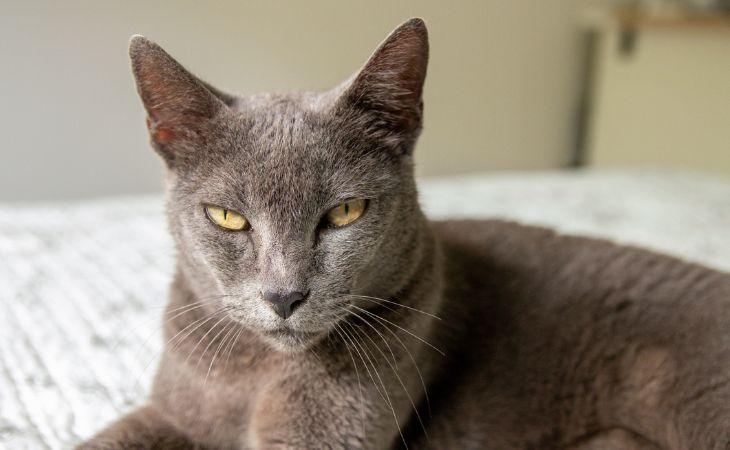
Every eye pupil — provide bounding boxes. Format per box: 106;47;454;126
205;205;248;231
324;199;366;228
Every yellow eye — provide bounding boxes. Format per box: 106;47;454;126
205;205;249;231
325;199;367;227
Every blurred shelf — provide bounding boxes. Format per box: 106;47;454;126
616;10;730;30
574;6;730;173
579;7;730;32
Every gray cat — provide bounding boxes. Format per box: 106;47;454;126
79;19;730;450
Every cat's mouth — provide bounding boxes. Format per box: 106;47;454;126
263;327;319;339
260;326;323;352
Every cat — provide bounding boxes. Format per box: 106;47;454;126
79;18;730;450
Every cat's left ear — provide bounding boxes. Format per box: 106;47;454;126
336;18;429;152
129;36;233;167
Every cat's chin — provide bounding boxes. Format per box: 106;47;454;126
259;327;324;353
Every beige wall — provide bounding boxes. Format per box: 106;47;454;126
0;0;583;201
588;26;730;173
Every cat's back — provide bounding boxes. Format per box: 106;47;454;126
432;218;730;324
419;219;730;449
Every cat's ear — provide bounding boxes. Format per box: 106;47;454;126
337;18;429;151
129;35;232;166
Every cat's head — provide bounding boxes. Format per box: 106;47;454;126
130;19;429;352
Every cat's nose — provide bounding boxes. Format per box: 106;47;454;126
262;290;307;320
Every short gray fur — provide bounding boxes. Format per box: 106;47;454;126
78;19;730;449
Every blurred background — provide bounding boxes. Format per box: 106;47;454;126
0;0;728;201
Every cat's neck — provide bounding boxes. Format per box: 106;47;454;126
388;211;442;312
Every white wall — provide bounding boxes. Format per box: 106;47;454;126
0;0;583;201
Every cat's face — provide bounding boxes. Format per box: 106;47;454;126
130;19;428;352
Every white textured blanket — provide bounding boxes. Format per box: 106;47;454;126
1;171;728;449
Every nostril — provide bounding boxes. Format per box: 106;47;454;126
289;291;308;314
262;290;309;320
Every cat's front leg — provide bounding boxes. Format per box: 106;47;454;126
76;405;206;450
249;369;394;450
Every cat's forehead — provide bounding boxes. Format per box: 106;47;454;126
227;92;391;179
231;93;342;174
233;91;326;112
187;93;399;217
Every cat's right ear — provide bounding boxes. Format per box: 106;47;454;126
129;36;230;167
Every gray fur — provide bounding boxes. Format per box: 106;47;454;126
79;19;730;450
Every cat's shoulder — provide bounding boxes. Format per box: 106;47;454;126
430;218;729;285
430;218;606;265
431;218;560;249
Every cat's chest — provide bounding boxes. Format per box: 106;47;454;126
152;349;287;447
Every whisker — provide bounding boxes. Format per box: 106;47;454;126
119;293;243;373
347;311;428;440
342;321;408;450
346;294;441;321
350;304;445;356
135;292;245;314
338;302;433;416
168;308;231;353
336;323;388;407
361;309;433;417
165;310;232;401
162;295;232;314
184;314;231;368
110;297;223;353
129;307;228;393
308;344;324;365
346;308;398;368
204;321;238;386
195;319;234;373
347;297;401;316
223;327;244;372
123;299;222;362
331;324;366;440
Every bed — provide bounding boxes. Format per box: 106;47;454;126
1;170;728;449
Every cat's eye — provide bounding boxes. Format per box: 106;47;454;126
324;199;367;228
205;205;250;231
